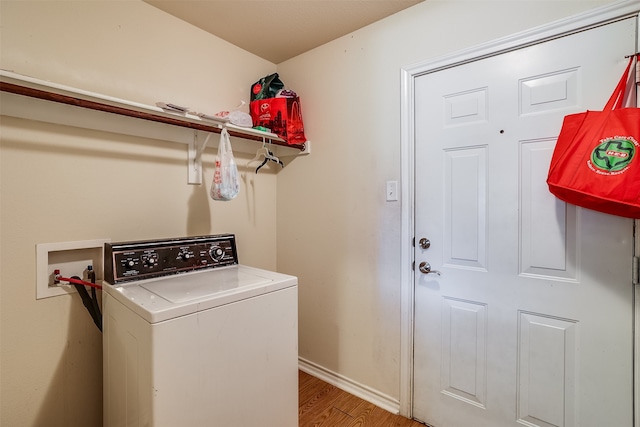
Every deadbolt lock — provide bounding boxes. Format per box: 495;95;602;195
418;238;431;249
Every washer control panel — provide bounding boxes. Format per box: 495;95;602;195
104;234;238;284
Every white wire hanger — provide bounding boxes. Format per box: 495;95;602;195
248;138;284;173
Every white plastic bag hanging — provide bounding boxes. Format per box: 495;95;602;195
210;128;239;201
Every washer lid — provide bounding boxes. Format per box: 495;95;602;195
103;265;297;324
140;267;271;303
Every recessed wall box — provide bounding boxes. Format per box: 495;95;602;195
36;238;111;299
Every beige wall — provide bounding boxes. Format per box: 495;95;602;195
276;0;617;403
0;1;276;426
0;0;623;425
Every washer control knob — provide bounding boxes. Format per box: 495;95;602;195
126;260;135;268
210;246;225;261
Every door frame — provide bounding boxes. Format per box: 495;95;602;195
399;0;640;420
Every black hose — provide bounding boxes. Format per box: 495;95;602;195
71;276;102;332
88;267;102;329
90;286;102;330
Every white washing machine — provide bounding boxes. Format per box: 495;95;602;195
102;234;298;427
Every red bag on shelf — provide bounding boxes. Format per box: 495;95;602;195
250;73;307;145
547;55;640;218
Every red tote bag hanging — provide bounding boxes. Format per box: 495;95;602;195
547;55;640;218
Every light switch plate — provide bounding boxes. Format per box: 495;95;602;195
386;180;398;201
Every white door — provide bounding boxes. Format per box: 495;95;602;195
413;17;637;427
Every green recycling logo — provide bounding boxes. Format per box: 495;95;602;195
588;136;638;175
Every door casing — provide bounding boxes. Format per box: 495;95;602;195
399;0;640;421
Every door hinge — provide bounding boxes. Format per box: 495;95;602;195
633;256;639;285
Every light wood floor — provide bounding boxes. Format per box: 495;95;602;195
299;371;425;427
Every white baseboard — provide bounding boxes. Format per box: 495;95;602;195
298;357;400;415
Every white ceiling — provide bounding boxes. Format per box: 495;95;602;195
143;0;423;63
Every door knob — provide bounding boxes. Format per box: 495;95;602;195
418;238;431;249
418;261;441;276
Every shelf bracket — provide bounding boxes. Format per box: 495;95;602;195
188;130;214;184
